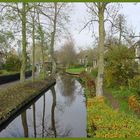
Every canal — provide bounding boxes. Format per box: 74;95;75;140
0;74;87;138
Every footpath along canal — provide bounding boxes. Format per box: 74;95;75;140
0;74;87;138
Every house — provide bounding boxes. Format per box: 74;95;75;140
133;40;140;65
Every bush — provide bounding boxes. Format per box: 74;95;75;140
128;75;140;93
128;95;140;114
4;53;21;71
91;68;98;78
104;45;138;87
79;71;96;97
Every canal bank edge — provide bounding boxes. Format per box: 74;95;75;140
67;71;140;138
0;76;56;128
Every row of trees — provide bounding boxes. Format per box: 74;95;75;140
0;2;138;97
0;2;71;82
83;3;138;96
56;39;97;68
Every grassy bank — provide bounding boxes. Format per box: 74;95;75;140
0;70;18;76
78;71;140;138
106;87;140;116
66;67;85;74
87;97;140;138
0;77;56;124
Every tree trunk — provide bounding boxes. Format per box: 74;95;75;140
20;2;27;82
37;13;46;79
119;22;122;44
40;37;46;79
96;3;105;97
32;11;35;82
50;2;57;74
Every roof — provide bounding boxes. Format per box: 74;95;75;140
133;40;140;48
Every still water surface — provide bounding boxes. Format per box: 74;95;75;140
0;74;87;138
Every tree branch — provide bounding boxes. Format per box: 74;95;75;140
79;19;98;33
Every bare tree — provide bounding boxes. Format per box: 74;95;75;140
29;5;36;82
56;38;77;67
83;3;120;97
50;2;57;74
37;3;72;74
37;12;46;79
106;13;135;47
0;3;35;82
116;14;126;44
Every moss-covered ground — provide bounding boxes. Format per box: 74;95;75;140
0;77;55;124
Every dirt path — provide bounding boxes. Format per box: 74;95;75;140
0;80;20;90
104;91;119;110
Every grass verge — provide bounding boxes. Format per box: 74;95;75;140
66;67;85;74
0;70;18;76
0;76;56;124
105;87;139;116
78;71;140;138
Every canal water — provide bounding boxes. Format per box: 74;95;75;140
0;74;87;138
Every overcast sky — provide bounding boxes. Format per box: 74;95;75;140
61;3;140;51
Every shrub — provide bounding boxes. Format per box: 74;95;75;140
128;95;140;114
104;45;138;87
4;53;21;71
79;71;96;97
128;75;140;93
91;68;98;78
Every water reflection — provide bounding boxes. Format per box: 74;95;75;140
51;87;57;137
32;103;36;137
0;74;87;138
58;74;76;106
21;111;28;137
42;95;45;137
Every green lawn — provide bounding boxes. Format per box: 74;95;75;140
0;70;18;76
66;67;85;74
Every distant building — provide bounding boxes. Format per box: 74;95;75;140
133;40;140;65
93;58;97;68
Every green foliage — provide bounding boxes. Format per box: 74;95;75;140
79;71;96;97
4;53;21;71
106;87;136;115
0;70;18;75
87;97;140;138
0;31;14;51
128;75;140;93
91;68;98;78
110;86;134;98
104;45;138;87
